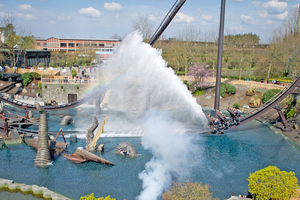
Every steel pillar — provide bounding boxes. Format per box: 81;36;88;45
95;100;100;115
214;0;226;116
275;108;292;132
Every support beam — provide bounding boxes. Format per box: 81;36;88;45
274;107;292;132
214;0;226;115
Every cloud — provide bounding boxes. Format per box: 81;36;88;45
16;13;37;20
197;8;201;12
266;20;273;24
18;4;36;12
201;14;212;21
241;15;256;25
0;12;11;18
57;14;71;21
49;20;56;24
78;7;101;17
104;2;123;12
252;1;261;7
230;0;243;2
262;0;288;14
201;21;210;26
231;25;245;31
174;12;194;22
149;14;158;22
257;9;288;20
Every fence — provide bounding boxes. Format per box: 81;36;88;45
41;76;100;84
5;68;60;76
180;76;284;90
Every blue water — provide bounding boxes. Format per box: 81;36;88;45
1;106;300;199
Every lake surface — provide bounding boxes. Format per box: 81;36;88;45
1;106;300;199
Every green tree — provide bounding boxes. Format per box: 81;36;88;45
38;62;45;68
80;193;116;200
71;68;77;78
248;166;299;200
19;36;34;68
163;181;217;200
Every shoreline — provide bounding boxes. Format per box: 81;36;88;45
0;178;70;200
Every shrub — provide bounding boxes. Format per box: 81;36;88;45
233;103;240;109
38;62;45;68
0;73;3;80
80;193;116;200
249;94;262;107
183;80;190;90
19;72;41;86
286;106;296;119
192;89;204;96
32;65;37;69
71;68;77;78
49;62;56;68
59;60;65;66
19;73;32;86
225;84;236;96
220;83;236;97
30;72;41;79
248;166;299;200
38;81;42;89
262;89;281;103
163;181;216;200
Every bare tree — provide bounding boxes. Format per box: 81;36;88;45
132;16;154;41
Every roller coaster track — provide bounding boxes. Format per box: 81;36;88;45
218;72;300;132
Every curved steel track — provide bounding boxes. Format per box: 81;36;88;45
218;72;300;132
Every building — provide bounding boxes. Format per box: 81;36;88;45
34;37;121;59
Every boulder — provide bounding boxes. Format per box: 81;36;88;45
8;128;19;139
32;83;35;87
59;115;64;118
115;142;137;158
22;89;28;93
98;144;104;152
293;124;299;129
243;105;250;109
15;83;22;88
205;96;211;100
36;93;40;97
60;116;73;125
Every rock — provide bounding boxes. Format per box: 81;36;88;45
36;97;42;101
70;135;77;143
59;115;64;118
60;116;73;125
15;83;22;88
205;96;211;100
28;97;34;101
17;87;22;92
243;105;250;109
115;142;137;158
32;89;36;93
29;110;33;118
15;95;19;99
8;183;19;191
19;183;32;192
208;88;211;92
24;96;29;100
8;128;19;139
86;117;99;150
9;94;14;100
36;93;40;97
22;89;28;93
239;97;244;100
98;144;104;152
8;77;12;82
32;83;35;87
293;124;299;129
0;83;3;86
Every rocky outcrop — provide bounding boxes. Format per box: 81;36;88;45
60;116;73;125
34;102;51;167
115;142;137;158
85;117;98;150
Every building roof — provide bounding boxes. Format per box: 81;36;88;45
34;37;120;41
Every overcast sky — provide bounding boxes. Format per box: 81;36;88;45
0;0;299;43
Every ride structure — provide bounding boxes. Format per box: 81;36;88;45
0;0;297;135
